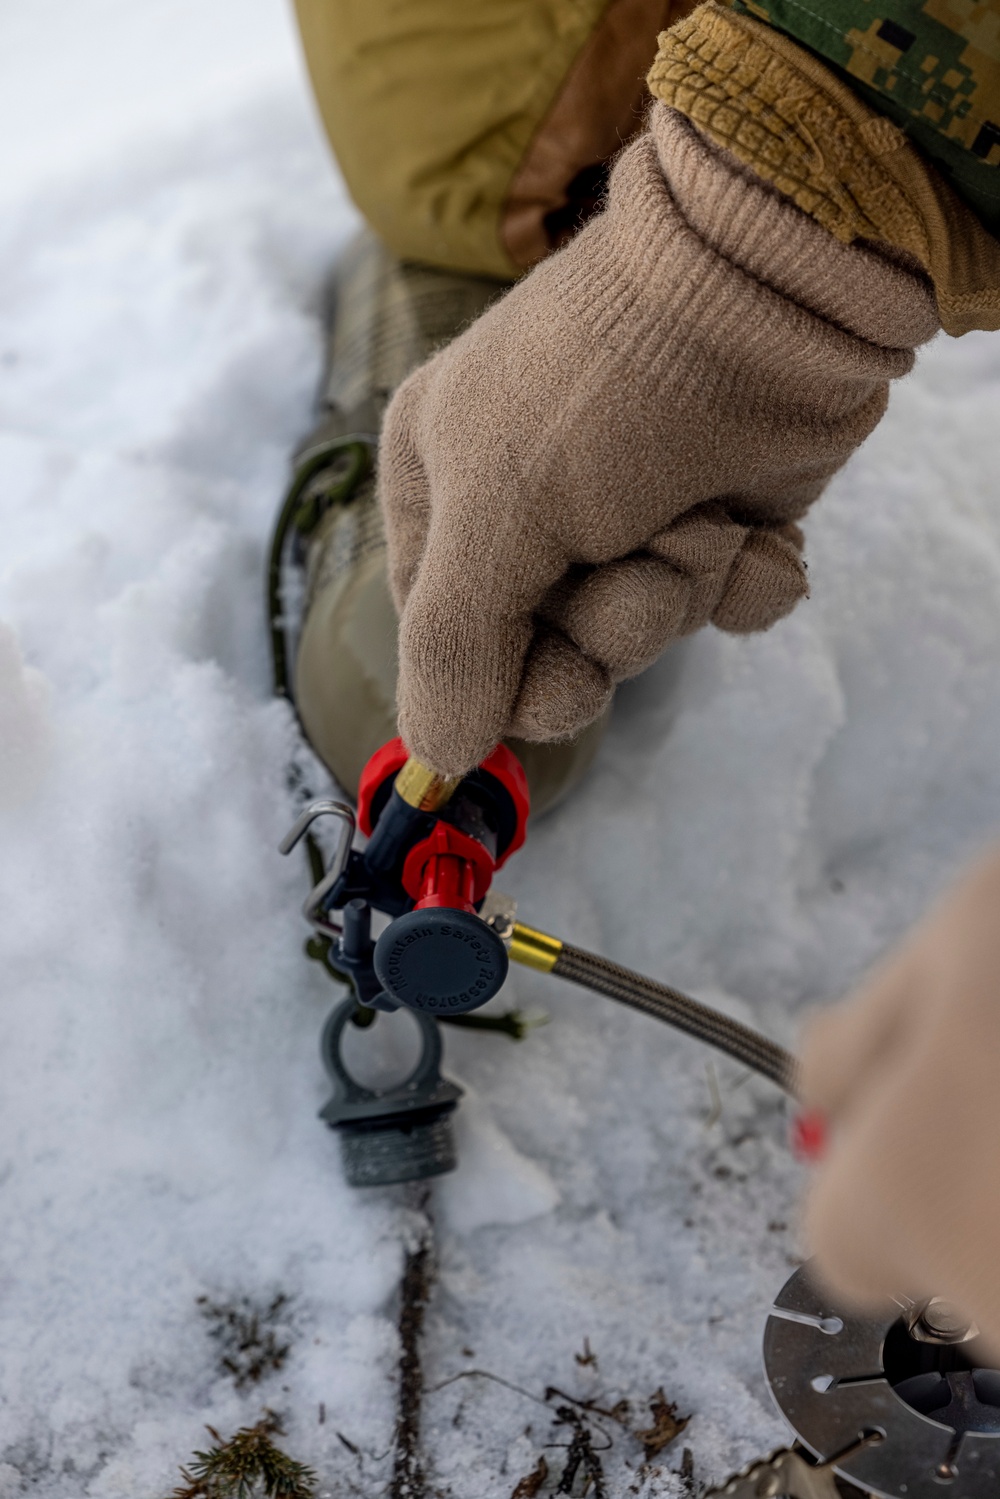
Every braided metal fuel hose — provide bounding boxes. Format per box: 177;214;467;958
508;923;798;1096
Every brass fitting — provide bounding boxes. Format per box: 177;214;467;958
394;757;462;813
508;923;563;973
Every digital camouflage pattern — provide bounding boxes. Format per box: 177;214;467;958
729;0;1000;229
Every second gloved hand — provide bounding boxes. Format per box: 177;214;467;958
379;106;939;777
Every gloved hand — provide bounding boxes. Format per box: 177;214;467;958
800;847;1000;1349
379;105;939;777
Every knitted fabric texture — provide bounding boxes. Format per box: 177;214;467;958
378;106;939;777
648;3;1000;335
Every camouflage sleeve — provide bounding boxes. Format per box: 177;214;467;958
724;0;1000;232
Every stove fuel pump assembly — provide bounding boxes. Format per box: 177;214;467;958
281;735;794;1187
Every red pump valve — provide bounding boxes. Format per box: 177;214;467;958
343;738;532;1017
401;822;496;913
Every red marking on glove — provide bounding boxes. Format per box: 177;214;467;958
791;1109;828;1163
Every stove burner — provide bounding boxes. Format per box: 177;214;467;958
763;1264;1000;1498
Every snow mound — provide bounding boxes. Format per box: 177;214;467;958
436;1090;562;1234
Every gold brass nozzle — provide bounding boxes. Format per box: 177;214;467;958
508;923;563;973
394;757;462;813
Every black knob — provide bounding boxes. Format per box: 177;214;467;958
373;908;508;1015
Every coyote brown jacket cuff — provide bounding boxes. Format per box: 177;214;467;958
378;106;939;777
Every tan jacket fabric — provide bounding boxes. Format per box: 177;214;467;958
292;0;675;279
800;846;1000;1352
648;3;1000;335
378;105;939;776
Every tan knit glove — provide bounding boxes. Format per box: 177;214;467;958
379;106;939;777
801;848;1000;1349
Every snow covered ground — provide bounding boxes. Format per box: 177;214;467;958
4;4;1000;1497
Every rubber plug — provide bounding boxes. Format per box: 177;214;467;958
373;907;509;1015
318;999;462;1185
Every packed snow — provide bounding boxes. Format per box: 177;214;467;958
3;3;1000;1496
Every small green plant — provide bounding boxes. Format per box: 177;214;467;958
170;1413;316;1499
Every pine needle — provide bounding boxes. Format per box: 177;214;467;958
169;1413;316;1499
